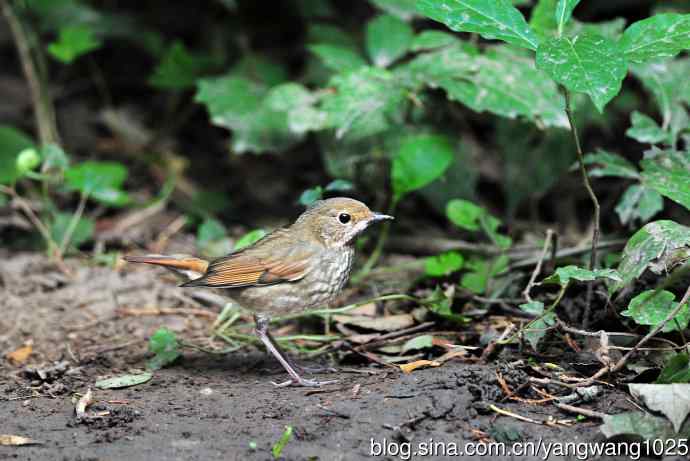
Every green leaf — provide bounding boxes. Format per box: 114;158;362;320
425;287;467;323
321;66;406;141
47;25;101;63
582;149;639;179
392;134;454;201
0;125;35;184
265;83;327;134
555;0;580;35
231;55;288;86
64;161;130;206
401;335;435;353
307;24;358;49
234;229;267;250
370;0;418;20
425;251;464;277
542;265;622;286
640;150;690;211
49;212;94;251
529;0;557;40
272;426;293;460
658;353;690;384
95;372;153;389
626;111;668;144
565;18;626;41
195;75;303;153
621;290;689;333
410;30;456;51
460;255;509;295
536;32;627;112
631;60;690;134
615;185;663;225
446;198;483;231
446;199;511;248
308;44;367;72
298;186;323;206
324;179;354;192
197;218;226;247
621;14;690;64
416;0;539;51
437;46;567;127
40;143;69;173
366;14;414;67
614;220;690;292
148;327;180;370
601;412;688;441
519;301;556;350
149;41;214;90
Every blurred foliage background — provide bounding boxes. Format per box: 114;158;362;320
0;0;688;276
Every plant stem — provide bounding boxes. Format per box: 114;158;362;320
59;191;89;254
1;0;60;145
563;88;600;327
353;200;397;283
563;89;599;271
0;185;61;259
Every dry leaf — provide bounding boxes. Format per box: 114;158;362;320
334;314;415;332
5;344;32;365
0;434;40;446
436;349;467;363
75;388;93;419
399;360;441;374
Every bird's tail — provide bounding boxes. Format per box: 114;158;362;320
123;254;209;283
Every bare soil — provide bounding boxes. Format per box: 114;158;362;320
0;253;651;460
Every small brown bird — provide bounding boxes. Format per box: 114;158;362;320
124;197;393;387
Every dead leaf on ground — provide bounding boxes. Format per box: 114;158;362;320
399;359;441;374
75;388;93;419
629;384;690;432
95;372;153;389
334;314;415;332
0;434;41;446
5;343;32;365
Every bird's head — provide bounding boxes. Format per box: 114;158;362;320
294;197;394;248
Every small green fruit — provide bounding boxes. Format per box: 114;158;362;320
16;148;41;175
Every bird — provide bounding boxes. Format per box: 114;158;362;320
124;197;393;387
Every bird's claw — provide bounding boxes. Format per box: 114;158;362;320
271;377;338;388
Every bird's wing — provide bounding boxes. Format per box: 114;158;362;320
181;229;317;288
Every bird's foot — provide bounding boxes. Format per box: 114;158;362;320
271;377;338;388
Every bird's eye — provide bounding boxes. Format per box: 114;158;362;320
338;213;351;224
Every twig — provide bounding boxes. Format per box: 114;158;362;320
555;317;680;349
489;404;571;427
576;283;690;387
563;88;600;328
354;322;435;350
554;402;606;419
509;239;625;269
523;229;554;302
1;0;59;145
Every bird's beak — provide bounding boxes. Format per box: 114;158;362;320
370;212;395;222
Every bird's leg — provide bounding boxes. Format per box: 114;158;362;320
253;313;337;388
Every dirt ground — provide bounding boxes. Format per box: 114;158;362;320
0;253;672;461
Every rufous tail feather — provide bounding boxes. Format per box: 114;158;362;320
123;255;209;275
